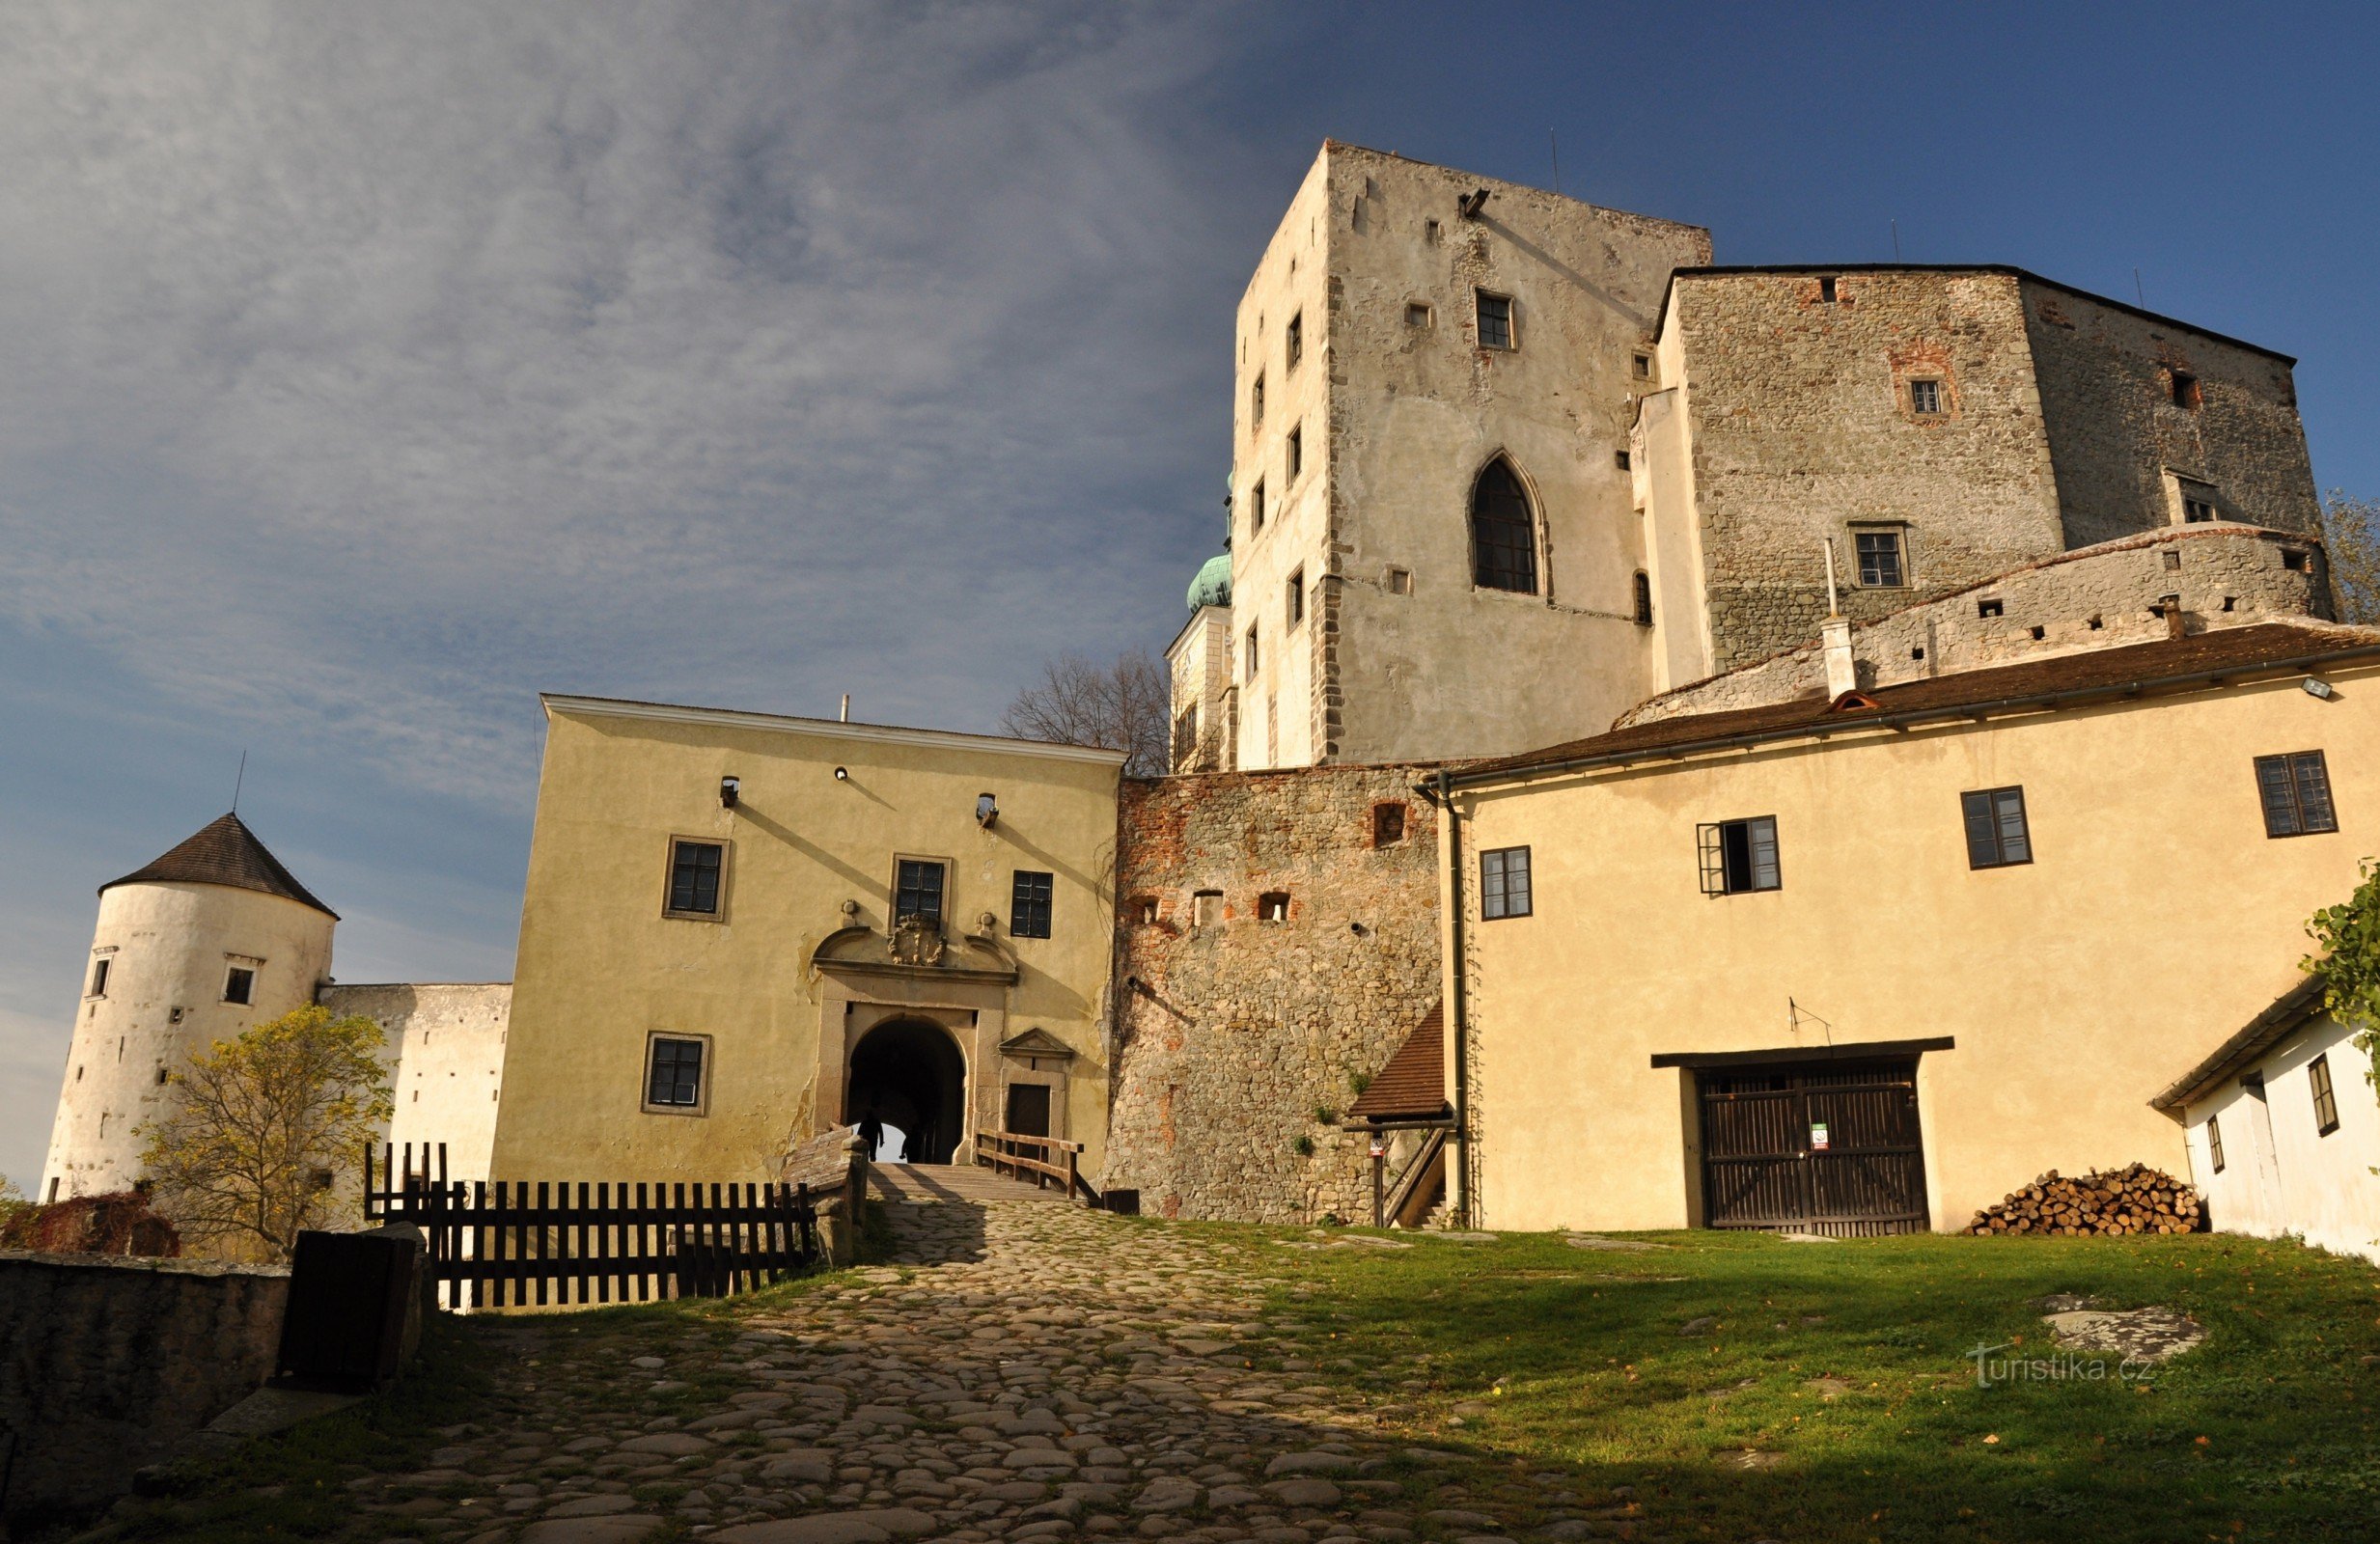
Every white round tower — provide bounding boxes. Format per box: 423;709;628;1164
38;813;338;1201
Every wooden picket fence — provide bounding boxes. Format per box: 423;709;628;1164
364;1144;820;1310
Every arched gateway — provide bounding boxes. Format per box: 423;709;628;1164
845;1018;966;1164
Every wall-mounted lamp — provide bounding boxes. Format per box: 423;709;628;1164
833;766;849;782
976;792;999;829
719;775;740;809
2304;676;2336;700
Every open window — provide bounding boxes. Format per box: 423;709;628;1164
1698;818;1781;896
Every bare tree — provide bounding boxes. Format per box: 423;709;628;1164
1001;649;1171;777
2322;490;2380;625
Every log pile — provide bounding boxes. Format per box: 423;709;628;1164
1967;1164;2203;1237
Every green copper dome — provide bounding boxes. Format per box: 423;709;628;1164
1186;553;1232;612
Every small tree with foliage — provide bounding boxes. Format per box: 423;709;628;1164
138;1006;392;1261
2303;860;2380;1103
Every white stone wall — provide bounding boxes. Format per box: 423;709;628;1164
2181;1011;2380;1265
40;883;335;1200
323;981;512;1188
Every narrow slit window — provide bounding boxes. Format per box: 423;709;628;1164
1476;290;1514;351
1250;480;1265;534
88;957;110;998
1010;870;1054;940
1855;530;1905;588
2309;1054;2339;1135
646;1036;706;1109
667;839;725;916
1633;571;1654;626
1245;624;1260;679
894;858;947;924
1287;568;1305;629
1287;425;1303;482
1286;312;1303;371
1251;372;1265;427
1961;786;2034;868
2255;750;2338;838
1481;845;1533;920
1698;817;1782;896
2206;1112;2226;1172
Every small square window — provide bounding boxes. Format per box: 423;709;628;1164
1010;870;1054;940
1818;275;1839;303
2283;548;2311;572
666;839;725;917
1961;786;2033;869
1249;480;1265;534
1245;624;1260;679
1286;312;1304;371
2171;371;2201;409
1258;891;1290;923
1978;597;2006;619
1132;896;1159;926
2163;548;2183;571
1251;372;1265;427
1481;846;1532;919
1855;530;1905;588
1476;291;1514;351
646;1035;706;1111
1406;301;1433;328
1425;219;1442;245
1287;426;1303;482
1192;890;1223;927
1632;353;1652;379
1371;802;1407;847
1386;566;1412;595
2254;750;2338;838
1909;378;1944;416
1287;568;1305;629
2309;1053;2339;1136
2206;1112;2226;1172
223;965;255;1006
2183;495;2217;523
88;957;111;999
1615;450;1632;471
894;858;948;924
1698;817;1781;896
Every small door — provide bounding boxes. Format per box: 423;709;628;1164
1699;1059;1929;1236
1005;1083;1052;1138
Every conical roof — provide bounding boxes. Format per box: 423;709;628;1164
99;813;338;919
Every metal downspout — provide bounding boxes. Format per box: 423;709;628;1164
1436;767;1471;1227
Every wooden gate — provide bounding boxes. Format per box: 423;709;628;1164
1699;1060;1929;1236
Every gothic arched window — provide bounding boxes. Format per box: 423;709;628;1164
1471;457;1538;593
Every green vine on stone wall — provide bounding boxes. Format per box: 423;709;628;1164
2302;859;2380;1103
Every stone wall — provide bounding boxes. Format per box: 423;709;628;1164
2023;277;2322;549
1106;763;1444;1222
0;1250;289;1528
1671;269;2070;672
1625;524;2337;724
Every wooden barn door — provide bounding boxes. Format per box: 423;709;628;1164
1699;1059;1929;1236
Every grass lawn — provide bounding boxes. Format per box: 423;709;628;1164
1266;1226;2380;1544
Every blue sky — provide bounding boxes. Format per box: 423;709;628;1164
3;2;2373;1190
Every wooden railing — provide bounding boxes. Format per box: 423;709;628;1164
977;1131;1101;1207
364;1143;819;1310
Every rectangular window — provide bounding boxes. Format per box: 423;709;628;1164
1855;530;1905;588
1481;845;1533;919
1251;372;1264;427
1371;802;1407;847
1245;624;1260;679
1961;787;2033;869
1286;311;1303;370
646;1035;706;1110
223;965;255;1006
1909;378;1944;415
2183;494;2217;523
1010;869;1054;940
1818;275;1839;303
2309;1053;2339;1136
1172;704;1199;770
1698;817;1782;896
2206;1112;2226;1172
2255;751;2338;838
1632;352;1652;379
894;858;947;924
1476;290;1513;350
1978;597;2005;619
1250;480;1265;534
1386;566;1412;595
1287;568;1305;628
2283;547;2311;572
667;839;725;916
88;957;110;998
2171;371;2201;409
1405;301;1433;328
1287;425;1303;481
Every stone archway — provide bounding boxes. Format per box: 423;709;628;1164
845;1018;968;1165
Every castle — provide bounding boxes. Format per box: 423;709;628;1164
40;144;2380;1249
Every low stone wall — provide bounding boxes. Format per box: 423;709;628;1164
1106;764;1444;1224
1625;524;2334;725
0;1250;290;1529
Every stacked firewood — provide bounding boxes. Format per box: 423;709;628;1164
1967;1164;2203;1236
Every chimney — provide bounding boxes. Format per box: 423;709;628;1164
2159;593;2185;641
1822;539;1859;698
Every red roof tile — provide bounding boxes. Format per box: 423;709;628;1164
1348;1006;1448;1122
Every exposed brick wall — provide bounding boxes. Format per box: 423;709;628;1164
2023;278;2321;549
1627;524;2336;724
1107;763;1445;1222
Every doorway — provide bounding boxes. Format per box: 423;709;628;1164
845;1019;967;1165
1699;1059;1930;1236
1005;1083;1052;1138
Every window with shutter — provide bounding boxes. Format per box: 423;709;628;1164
2255;751;2338;837
1698;817;1782;896
1960;786;2033;868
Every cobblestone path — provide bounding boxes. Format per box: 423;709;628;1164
337;1183;1653;1544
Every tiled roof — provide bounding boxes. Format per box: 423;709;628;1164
1347;1006;1449;1122
100;813;338;919
2149;977;2328;1114
1454;622;2380;786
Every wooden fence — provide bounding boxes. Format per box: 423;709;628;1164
976;1131;1102;1207
364;1144;820;1310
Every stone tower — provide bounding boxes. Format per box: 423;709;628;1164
1221;141;1711;768
38;813;338;1201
